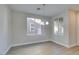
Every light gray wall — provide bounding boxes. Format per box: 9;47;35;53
0;5;12;54
0;5;51;54
11;10;52;46
51;10;77;48
51;11;70;47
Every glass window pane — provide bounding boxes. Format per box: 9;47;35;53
27;17;42;35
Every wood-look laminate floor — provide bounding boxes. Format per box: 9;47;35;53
6;41;79;55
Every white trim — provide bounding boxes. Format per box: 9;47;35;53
12;40;49;47
69;43;77;48
51;39;77;48
51;40;70;48
3;45;12;55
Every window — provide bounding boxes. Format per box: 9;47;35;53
54;17;64;36
27;17;42;35
30;23;36;33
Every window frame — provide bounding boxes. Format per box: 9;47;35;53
26;17;42;36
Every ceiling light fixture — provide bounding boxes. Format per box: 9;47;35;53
42;4;46;6
37;8;41;10
35;4;49;25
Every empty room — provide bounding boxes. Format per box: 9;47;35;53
1;4;79;55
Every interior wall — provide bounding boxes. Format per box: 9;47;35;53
51;11;70;47
51;10;77;48
68;10;77;47
77;12;79;45
0;5;12;54
11;10;52;46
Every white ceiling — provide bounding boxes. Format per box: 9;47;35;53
8;4;79;17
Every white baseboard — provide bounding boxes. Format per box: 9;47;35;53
12;40;49;47
51;40;77;48
51;40;70;48
3;45;12;55
69;43;77;48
